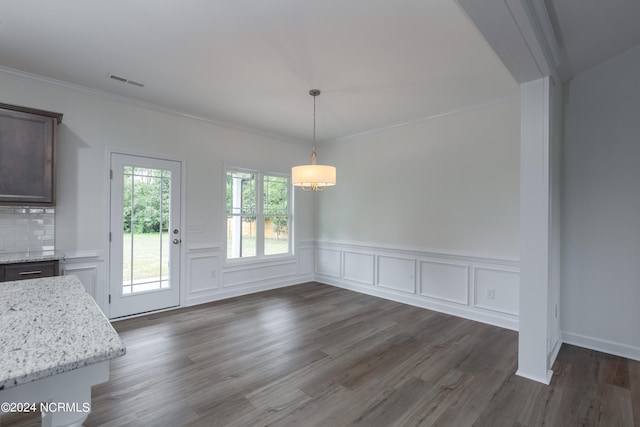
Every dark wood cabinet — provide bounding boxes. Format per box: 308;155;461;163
0;103;63;206
0;260;60;282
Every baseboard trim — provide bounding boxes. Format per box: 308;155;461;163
515;368;553;385
548;336;562;368
184;275;313;307
317;275;518;331
561;331;640;362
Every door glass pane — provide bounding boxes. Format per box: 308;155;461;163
122;166;171;295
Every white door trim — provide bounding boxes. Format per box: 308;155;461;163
104;147;187;319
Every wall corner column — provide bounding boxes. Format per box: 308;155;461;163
517;76;554;384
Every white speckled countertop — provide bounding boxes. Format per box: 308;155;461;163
0;250;64;265
0;275;126;390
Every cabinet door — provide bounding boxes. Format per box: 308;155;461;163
0;108;56;205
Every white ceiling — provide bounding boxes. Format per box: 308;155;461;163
0;0;518;143
1;1;638;143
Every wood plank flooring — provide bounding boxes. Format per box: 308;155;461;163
1;282;638;426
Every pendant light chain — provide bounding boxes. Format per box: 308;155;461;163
311;90;318;165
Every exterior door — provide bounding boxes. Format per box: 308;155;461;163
109;153;181;318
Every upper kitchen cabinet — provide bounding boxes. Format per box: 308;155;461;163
0;103;63;206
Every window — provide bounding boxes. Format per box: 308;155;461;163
226;168;291;260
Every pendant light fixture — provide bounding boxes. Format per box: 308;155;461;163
292;89;336;191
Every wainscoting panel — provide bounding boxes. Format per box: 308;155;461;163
297;244;314;276
184;245;222;306
183;243;313;307
223;259;297;288
188;254;220;293
419;260;469;304
65;265;97;296
61;251;104;312
343;251;375;285
316;248;341;278
314;241;520;330
377;255;416;294
473;266;519;315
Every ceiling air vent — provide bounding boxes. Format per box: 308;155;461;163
108;74;145;88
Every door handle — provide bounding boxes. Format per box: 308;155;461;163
173;239;181;244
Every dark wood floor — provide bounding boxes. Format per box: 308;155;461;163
2;282;638;426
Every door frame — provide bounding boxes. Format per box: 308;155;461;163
104;147;186;319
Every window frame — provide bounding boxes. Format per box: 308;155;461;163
224;166;293;264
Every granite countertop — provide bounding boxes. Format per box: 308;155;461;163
0;275;126;390
0;250;65;265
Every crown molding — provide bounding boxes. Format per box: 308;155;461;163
0;65;307;147
320;94;520;145
458;0;561;84
0;64;523;148
522;0;561;68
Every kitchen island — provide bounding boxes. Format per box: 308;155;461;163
0;275;125;426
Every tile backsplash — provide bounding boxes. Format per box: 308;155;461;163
0;207;55;253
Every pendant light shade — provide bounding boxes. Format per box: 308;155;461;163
292;90;336;192
291;152;336;191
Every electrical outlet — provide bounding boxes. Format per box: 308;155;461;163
486;288;495;300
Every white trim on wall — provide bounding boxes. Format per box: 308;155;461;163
314;240;520;331
0;65;304;147
61;251;104;312
183;241;315;307
517;76;554;385
561;332;640;363
62;242;315;318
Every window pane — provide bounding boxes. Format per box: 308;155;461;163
226;171;256;215
227;215;257;258
264;175;288;215
264;216;289;255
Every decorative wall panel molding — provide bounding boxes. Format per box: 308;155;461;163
184;245;221;306
343;251;375;285
223;258;297;288
182;243;313;307
297;243;314;276
316;248;341;277
377;255;416;294
473;266;519;315
187;253;220;291
61;251;104;311
419;260;469;305
314;241;520;330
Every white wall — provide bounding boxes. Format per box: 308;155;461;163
561;43;640;360
313;99;521;328
317;99;520;259
0;70;316;311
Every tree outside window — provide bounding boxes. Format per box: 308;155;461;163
226;169;290;260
